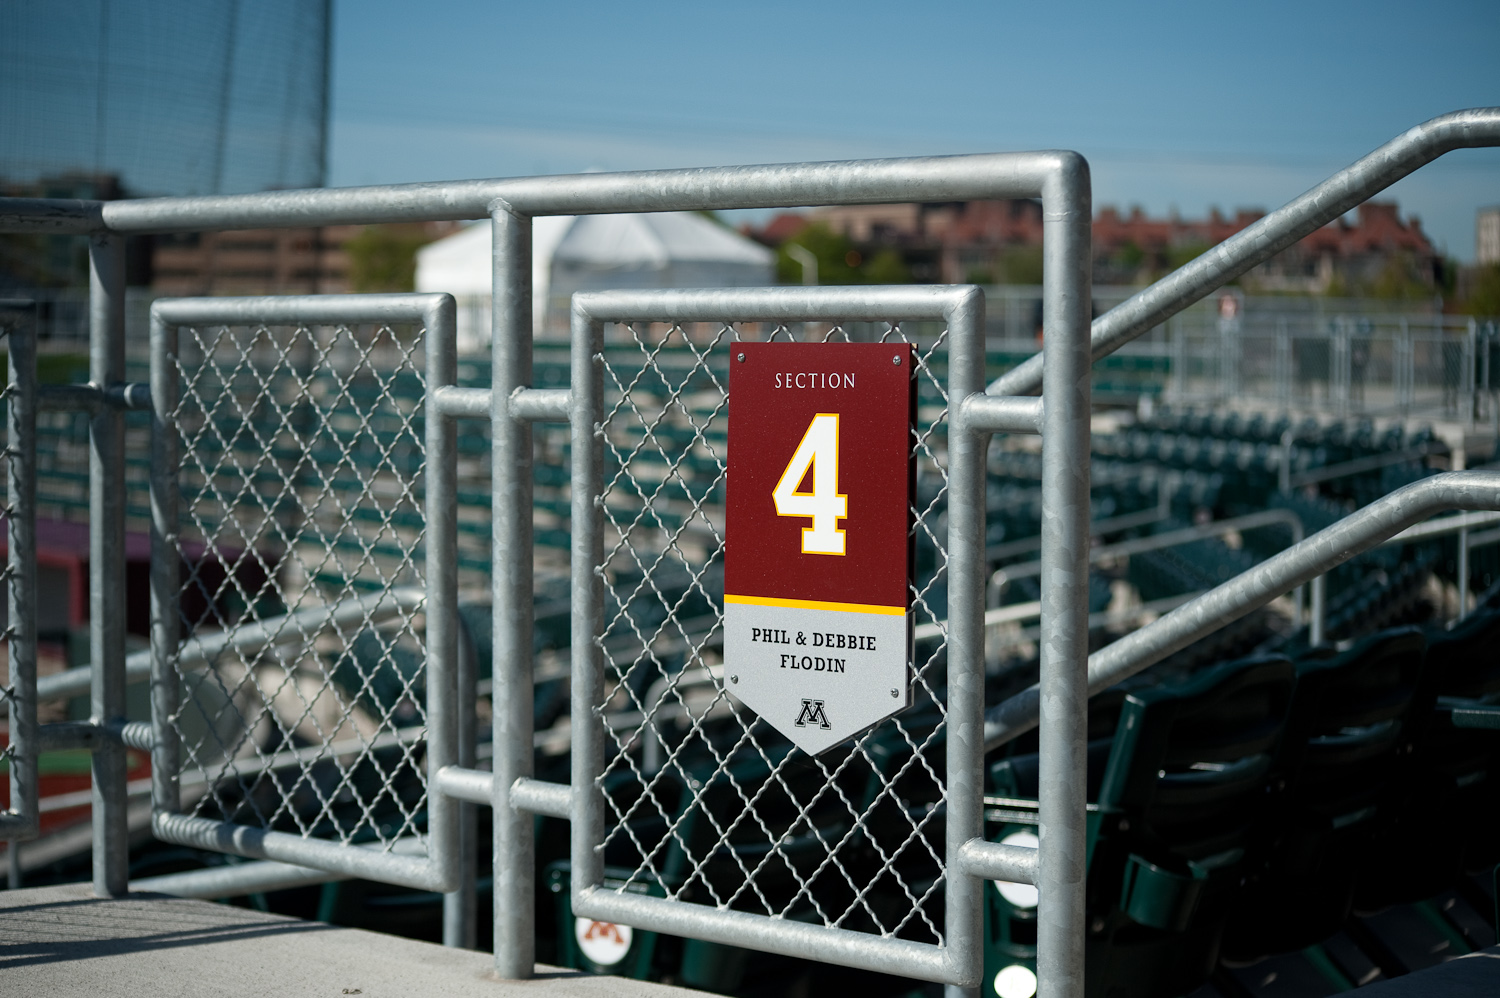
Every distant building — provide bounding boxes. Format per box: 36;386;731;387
1479;207;1500;265
794;201;1044;283
748;199;1442;295
150;227;356;297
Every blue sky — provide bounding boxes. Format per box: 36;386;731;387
331;0;1500;260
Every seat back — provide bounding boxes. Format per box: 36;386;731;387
982;656;1295;998
1223;626;1426;959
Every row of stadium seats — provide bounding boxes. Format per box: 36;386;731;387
983;603;1500;998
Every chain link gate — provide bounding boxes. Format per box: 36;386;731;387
563;287;992;985
145;294;461;892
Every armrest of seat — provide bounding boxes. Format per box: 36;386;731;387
1436;697;1500;730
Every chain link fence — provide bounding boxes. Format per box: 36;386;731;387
165;317;430;848
566;287;991;984
593;318;950;942
147;295;459;892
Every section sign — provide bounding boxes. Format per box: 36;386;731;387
724;341;915;755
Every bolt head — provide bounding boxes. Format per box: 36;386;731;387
730;674;739;684
890;688;899;698
892;354;902;365
737;352;745;362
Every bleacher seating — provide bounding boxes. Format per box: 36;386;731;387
26;323;1500;996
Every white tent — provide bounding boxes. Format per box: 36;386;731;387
415;212;775;346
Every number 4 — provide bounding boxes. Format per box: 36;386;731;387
773;413;848;555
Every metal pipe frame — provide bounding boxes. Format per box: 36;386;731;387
2;111;1484;991
992;508;1306;585
147;294;461;896
984;470;1500;751
133;859;351;899
991;507;1307;633
0;302;39;842
90;233;129;897
566;282;1029;991
37;588;425;703
990;107;1500;397
17;148;1092;989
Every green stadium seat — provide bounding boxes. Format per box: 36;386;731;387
985;655;1295;998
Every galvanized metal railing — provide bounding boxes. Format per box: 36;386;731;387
1;106;1498;998
558;286;988;982
145;294;462;893
0;301;39;846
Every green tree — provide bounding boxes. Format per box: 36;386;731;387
1463;263;1500;317
864;248;911;284
345;224;432;292
777;223;859;284
1113;240;1145;272
1164;241;1212;271
776;223;912;285
994;246;1044;285
1370;254;1433;300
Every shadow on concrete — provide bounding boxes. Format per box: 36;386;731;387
0;890;334;970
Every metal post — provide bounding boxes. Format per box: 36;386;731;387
89;233;128;897
147;309;181;830
444;613;478;948
1484;322;1496;434
1466;318;1478;431
490;203;535;977
1170;315;1185;402
569;304;605;921
1036;156;1093;998
1279;427;1294;494
945;287;988;993
4;302;39;855
1310;574;1327;647
1455;447;1469;620
422;297;468;949
1276;317;1290;411
1397;319;1411;417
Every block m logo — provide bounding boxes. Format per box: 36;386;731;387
794;699;831;729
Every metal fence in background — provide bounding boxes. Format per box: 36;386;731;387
16;285;1497;428
1167;312;1499;425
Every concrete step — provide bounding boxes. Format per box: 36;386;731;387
0;881;700;997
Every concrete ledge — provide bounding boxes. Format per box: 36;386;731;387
0;882;702;997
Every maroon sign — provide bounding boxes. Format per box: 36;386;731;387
725;341;915;611
723;341;916;755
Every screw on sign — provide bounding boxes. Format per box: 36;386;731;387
575;917;633;966
723;342;915;755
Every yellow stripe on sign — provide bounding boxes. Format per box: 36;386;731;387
723;593;907;616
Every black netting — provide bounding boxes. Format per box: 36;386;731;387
0;0;328;198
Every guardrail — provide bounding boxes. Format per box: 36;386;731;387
1;106;1497;998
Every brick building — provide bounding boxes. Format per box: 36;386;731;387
749;199;1442;295
150;227;358;296
150;221;461;296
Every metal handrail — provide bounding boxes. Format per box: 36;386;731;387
983;470;1500;751
34;588;426;703
991;107;1500;397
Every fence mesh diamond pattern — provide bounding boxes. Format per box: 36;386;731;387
166;321;431;852
593;319;953;944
